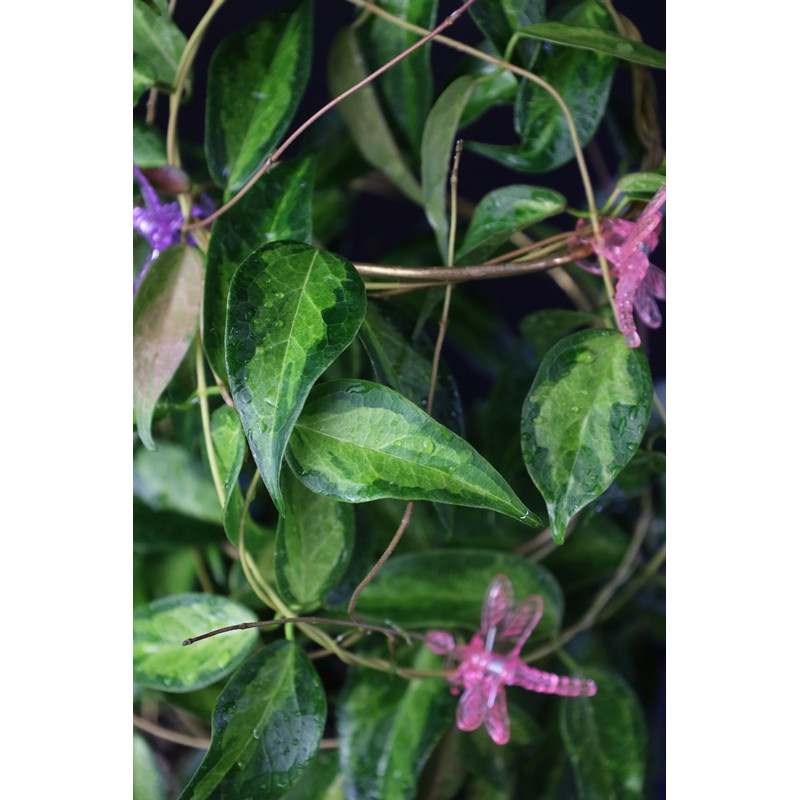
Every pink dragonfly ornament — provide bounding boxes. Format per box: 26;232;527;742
425;574;597;746
569;184;666;348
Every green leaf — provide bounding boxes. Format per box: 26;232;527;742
469;0;546;66
421;75;476;260
521;329;653;543
359;301;465;434
134;441;221;524
613;171;666;201
275;472;355;611
179;641;326;800
133;118;168;167
133;593;258;692
518;21;666;69
338;647;452;800
133;245;203;450
458;45;519;128
454;185;566;264
468;1;616;173
328;27;423;205
210;406;246;511
358;0;440;158
133;55;156;105
518;308;599;360
205;1;312;191
225;242;367;515
559;669;647;799
350;549;562;636
133;732;167;800
204;157;315;381
287;380;540;526
132;0;188;93
133;498;223;553
282;751;344;800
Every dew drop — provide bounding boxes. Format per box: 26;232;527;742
422;439;435;454
252;729;260;739
571;405;580;413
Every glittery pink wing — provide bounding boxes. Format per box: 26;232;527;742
618;184;666;264
456;684;489;732
643;263;666;301
512;663;597;697
499;595;544;657
481;575;514;643
483;686;510;745
632;265;666;329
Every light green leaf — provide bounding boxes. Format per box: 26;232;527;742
613;171;666;201
275;472;355;611
287;380;540;526
328;27;423;205
518;21;666;69
133;55;156;105
179;642;326;800
133;593;258;692
133;118;168;167
454;185;566;264
133;245;203;450
225;242;367;515
132;0;188;93
338;647;452;800
205;1;312;191
521;329;653;543
559;668;647;799
421;75;476;260
204;157;315;381
133;732;167;800
350;549;562;637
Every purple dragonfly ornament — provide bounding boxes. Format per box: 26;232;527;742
426;574;596;745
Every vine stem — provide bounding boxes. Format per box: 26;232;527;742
196;336;225;507
133;714;210;750
185;0;476;232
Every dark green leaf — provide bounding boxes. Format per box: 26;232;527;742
287;380;540;526
133;593;258;692
454;185;566;264
521;329;653;543
133;498;223;553
359;301;465;434
348;549;562;637
133;55;156;105
204;157;315;381
282;750;343;800
518;308;599;359
358;0;440;158
133;0;188;93
133;732;167;800
469;0;545;66
468;1;616;173
613;171;666;201
133;245;203;450
133;118;168;167
559;668;647;799
133;441;221;524
205;1;312;191
421;75;476;260
225;242;367;515
275;472;355;611
179;642;326;800
338;646;452;800
328;27;423;204
211;406;246;510
518;21;666;69
458;45;519;128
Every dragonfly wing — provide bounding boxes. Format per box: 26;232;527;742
456;685;488;732
484;686;510;745
482;575;514;638
500;595;544;656
633;280;663;329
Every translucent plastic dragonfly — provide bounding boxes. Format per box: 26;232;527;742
569;184;666;348
425;574;597;745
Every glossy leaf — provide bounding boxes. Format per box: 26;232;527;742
132;0;188;93
559;669;647;799
275;472;355;611
518;21;666;69
205;1;312;191
133;441;221;524
421;75;476;260
282;751;343;800
133;732;167;800
518;309;599;360
469;0;545;66
521;329;653;543
613;171;666;201
469;1;616;173
133;245;203;450
204;157;315;381
341;549;562;637
328;27;423;205
454;185;566;265
287;380;540;526
458;45;519;129
225;242;367;515
338;647;452;800
179;641;326;800
358;0;439;157
133;593;258;692
359;302;465;434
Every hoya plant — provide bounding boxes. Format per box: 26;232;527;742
133;1;665;797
